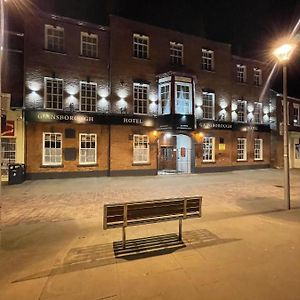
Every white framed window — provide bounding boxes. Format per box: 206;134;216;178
1;138;16;177
158;83;171;115
254;68;262;86
237;64;247;83
237;100;247;122
253;102;262;124
133;33;149;59
202;49;214;71
45;24;64;52
202;92;215;120
80;81;97;112
79;133;97;165
254;138;263;161
81;32;98;58
237;138;247;161
175;82;193;115
203;137;215;162
44;77;63;109
293;103;300;126
133;83;149;115
43;133;62;166
133;134;149;164
170;41;184;65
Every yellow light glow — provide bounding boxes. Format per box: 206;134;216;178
273;43;296;62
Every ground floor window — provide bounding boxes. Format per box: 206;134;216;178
203;137;215;162
237;138;247;161
254;138;263;161
133;134;149;164
43;133;62;165
1;138;16;176
79;133;97;164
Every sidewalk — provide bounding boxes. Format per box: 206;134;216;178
1;169;300;300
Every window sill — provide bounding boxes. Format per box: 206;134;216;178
202;161;216;164
254;159;264;162
132;56;151;61
43;49;67;55
236;81;248;85
237;160;248;162
200;69;215;73
78;55;100;61
132;162;151;166
40;164;64;168
77;163;98;167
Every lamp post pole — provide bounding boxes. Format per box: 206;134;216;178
282;64;291;210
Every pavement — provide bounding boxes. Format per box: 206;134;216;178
1;169;300;300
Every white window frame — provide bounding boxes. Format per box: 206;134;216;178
80;81;97;112
237;100;247;123
45;24;64;52
133;83;149;115
44;77;63;110
42;132;62;166
237;138;247;161
81;32;98;58
202;92;215;120
237;64;247;83
202;49;214;71
293;103;300;126
170;41;184;65
133;33;149;59
158;82;171;115
203;137;215;162
1;137;16;177
254;68;262;86
175;82;193;115
79;133;97;165
254;138;263;161
133;134;149;164
253;102;262;124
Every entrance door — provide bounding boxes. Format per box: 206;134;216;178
176;134;192;173
293;138;300;168
159;146;176;170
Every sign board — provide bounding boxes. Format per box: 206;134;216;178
219;143;226;151
2;120;14;137
157;114;195;131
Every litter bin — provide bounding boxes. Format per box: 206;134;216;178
8;164;26;185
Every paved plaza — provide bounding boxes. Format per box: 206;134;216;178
1;169;300;299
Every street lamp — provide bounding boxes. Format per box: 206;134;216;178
273;41;297;210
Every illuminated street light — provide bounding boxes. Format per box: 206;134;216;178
273;40;297;210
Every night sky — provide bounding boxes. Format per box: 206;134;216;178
34;0;300;97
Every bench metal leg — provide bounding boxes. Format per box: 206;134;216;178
122;226;126;249
179;218;182;241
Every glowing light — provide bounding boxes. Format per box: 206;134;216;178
219;98;228;110
65;84;79;96
98;88;109;98
165;132;172;139
152;130;158;137
247;103;254;113
273;43;296;62
27;81;42;92
116;88;129;99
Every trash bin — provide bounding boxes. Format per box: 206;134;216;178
8;164;26;185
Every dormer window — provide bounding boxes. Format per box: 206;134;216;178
170;42;184;65
81;32;98;58
133;34;149;59
237;64;247;83
45;24;64;52
254;68;262;86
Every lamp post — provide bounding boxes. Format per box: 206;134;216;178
273;42;297;210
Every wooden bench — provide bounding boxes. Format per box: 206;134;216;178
103;196;202;249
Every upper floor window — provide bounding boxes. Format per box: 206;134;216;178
80;81;97;112
175;82;193;115
202;92;215;120
133;83;149;115
202;49;214;71
237;64;247;83
45;24;64;52
293;103;300;126
237;100;247;122
44;77;63;110
133;33;149;59
133;135;149;164
158;83;171;115
81;32;98;58
253;102;262;124
170;42;184;65
43;132;62;166
254;68;262;86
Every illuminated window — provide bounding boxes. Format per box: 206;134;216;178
1;138;16;177
237;138;247;161
159;83;171;115
133;34;149;59
170;42;184;65
44;77;63;110
237;100;247;122
81;32;98;58
80;81;97;112
254;68;262;86
254;139;263;161
237;65;247;83
79;133;97;164
43;133;62;166
133;135;149;164
253;102;262;123
45;24;64;52
203;137;215;162
133;83;149;115
202;92;215;120
175;82;192;115
202;49;214;71
293;103;300;126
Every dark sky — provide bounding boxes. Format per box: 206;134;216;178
34;0;300;97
